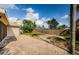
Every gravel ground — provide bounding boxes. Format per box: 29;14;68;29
0;35;69;55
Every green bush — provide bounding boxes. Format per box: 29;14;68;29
21;20;36;33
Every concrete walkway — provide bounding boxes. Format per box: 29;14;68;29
0;35;69;55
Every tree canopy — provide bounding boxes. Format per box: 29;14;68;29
21;20;36;33
47;18;59;29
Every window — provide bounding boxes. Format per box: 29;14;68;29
0;16;1;18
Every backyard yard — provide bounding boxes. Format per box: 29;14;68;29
0;4;78;55
0;35;69;55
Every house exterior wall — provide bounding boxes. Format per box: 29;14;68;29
0;9;9;42
7;27;20;36
0;21;7;42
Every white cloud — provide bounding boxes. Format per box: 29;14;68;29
26;12;39;21
24;8;39;22
35;20;44;27
35;17;49;28
8;17;22;25
26;8;34;13
60;14;69;19
8;17;18;23
58;22;63;26
0;4;19;10
23;8;50;28
43;22;49;29
41;17;51;22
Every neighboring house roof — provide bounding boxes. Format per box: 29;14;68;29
0;8;9;25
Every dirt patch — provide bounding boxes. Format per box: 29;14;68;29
0;35;69;55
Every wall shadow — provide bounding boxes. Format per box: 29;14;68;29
0;36;17;49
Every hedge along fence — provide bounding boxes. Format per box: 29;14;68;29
33;29;62;35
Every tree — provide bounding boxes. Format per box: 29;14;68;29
47;18;59;29
77;5;79;11
70;4;77;54
21;20;36;33
58;24;68;29
76;19;79;25
76;19;79;41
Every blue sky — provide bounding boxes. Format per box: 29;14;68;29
0;4;70;27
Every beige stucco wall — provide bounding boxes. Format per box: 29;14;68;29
7;27;20;36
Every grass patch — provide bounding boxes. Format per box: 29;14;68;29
22;32;44;36
76;41;79;51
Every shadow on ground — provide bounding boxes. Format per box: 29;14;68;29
0;36;17;55
0;36;17;50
